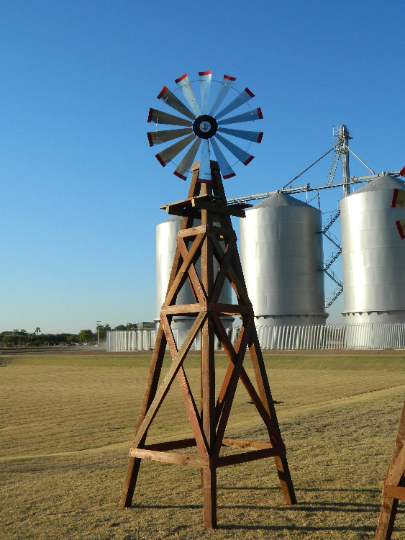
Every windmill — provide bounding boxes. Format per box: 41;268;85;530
147;71;263;181
120;71;296;529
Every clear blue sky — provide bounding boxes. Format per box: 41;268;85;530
0;0;404;333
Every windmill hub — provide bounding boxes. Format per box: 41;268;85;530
192;114;218;139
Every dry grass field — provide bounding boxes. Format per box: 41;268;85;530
2;350;405;539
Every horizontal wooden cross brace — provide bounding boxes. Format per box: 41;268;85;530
160;194;251;219
161;303;253;316
383;485;405;500
129;438;286;469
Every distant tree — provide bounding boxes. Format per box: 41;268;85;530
114;325;126;331
78;329;94;343
97;324;111;340
126;323;136;330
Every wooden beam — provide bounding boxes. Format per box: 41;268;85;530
161;194;221;212
191;198;246;218
209;302;252;315
209;241;234;305
222;438;275;450
213;447;286;468
386;444;405;487
208;233;251;306
131;312;206;450
161;303;206;315
163;233;205;307
177;236;206;303
375;400;405;539
129;448;209;468
119;323;167;507
211;312;284;448
383;485;405;500
248;325;297;506
161;314;209;458
144;438;197;451
213;314;253;457
200;180;217;529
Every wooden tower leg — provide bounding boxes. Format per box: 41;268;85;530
248;328;297;505
375;400;405;539
120;326;167;506
210;166;297;507
200;181;217;528
120;173;201;508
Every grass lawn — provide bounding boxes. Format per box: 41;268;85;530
1;350;405;539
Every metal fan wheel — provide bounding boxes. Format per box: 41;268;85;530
147;70;264;182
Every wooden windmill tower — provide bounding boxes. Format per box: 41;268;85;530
120;71;296;528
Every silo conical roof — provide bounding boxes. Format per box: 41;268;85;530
248;192;317;210
351;174;405;195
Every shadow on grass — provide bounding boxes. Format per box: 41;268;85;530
219;524;382;532
136;502;386;513
220;486;380;493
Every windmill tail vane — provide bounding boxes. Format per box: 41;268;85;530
147;71;264;183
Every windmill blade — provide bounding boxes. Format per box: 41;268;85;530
400;165;405;177
175;73;201;117
198;140;212;182
215;133;254;166
210;138;235;179
155;134;196;167
174;138;201;180
391;189;405;208
396;219;405;239
210;75;236;116
215;88;255;120
157;86;195;120
199;70;212;114
148;108;192;127
218;127;263;143
147;128;192;147
217;108;263;126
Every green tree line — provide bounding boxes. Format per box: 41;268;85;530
0;323;154;347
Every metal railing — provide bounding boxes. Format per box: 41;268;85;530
107;323;405;351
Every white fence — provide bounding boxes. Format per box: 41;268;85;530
107;323;405;351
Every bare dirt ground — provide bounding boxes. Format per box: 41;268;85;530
1;351;405;539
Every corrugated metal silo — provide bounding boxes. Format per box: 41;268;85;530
340;174;405;324
239;192;327;326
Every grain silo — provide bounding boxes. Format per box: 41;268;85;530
239;192;327;326
340;174;405;324
156;216;233;345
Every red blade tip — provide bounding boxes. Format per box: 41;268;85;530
174;171;187;180
157;86;167;99
245;88;255;98
155;154;166;167
175;73;187;83
244;156;254;166
224;75;236;81
147;133;153;147
257;108;263;119
257;132;263;143
400;166;405;176
147;108;154;122
199;70;212;76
